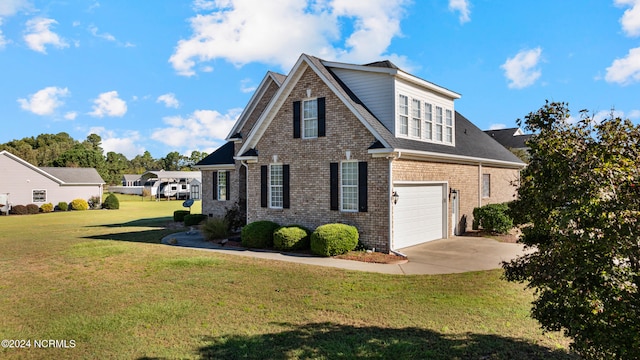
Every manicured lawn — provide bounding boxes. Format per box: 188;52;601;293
0;195;577;359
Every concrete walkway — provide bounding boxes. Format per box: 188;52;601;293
161;231;528;275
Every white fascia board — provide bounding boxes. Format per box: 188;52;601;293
396;71;461;100
233;156;258;163
193;164;236;171
369;148;526;168
226;73;277;140
321;60;397;75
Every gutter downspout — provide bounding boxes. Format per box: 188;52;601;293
478;162;483;208
241;160;249;226
387;152;400;254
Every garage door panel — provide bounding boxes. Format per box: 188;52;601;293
393;184;445;249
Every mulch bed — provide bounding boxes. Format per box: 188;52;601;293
462;229;520;243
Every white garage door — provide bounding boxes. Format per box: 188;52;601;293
393;184;446;249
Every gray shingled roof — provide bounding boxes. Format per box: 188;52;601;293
306;55;524;165
40;167;105;184
195;141;235;166
484;128;533;149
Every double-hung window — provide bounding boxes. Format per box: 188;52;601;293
445;109;453;143
424;103;432;140
32;189;46;203
302;99;318;138
411;99;421;138
217;172;227;201
341;162;358;212
435;106;443;142
398;95;409;136
270;164;283;208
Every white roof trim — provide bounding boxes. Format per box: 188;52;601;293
368;148;525;168
193;164;235;171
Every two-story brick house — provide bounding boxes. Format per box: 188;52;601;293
195;54;525;253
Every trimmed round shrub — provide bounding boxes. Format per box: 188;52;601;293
26;204;40;214
57;201;68;211
310;223;359;256
241;220;280;249
184;214;207;226
10;205;28;215
273;225;311;251
102;193;120;210
201;217;229;241
173;210;190;222
40;203;54;213
70;198;89;211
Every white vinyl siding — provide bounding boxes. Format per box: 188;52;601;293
424;103;432;140
217;172;227;201
398;95;409;136
341;161;358;212
411;99;421;138
32;189;46;202
270;164;283;208
302;99;318;138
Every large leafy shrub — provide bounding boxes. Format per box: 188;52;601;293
173;210;190;222
472;202;513;234
310;223;359;256
40;203;54;213
184;214;207;226
201;218;229;241
503;101;640;359
224;203;246;232
70;198;89;211
241;220;279;249
26;204;40;214
57;201;68;211
102;193;120;209
273;225;311;251
10;205;28;215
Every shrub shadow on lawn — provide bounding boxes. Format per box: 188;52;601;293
193;322;577;360
89;216;175;228
84;228;179;244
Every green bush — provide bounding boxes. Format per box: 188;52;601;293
102;193;120;210
40;203;54;213
88;195;102;209
10;205;28;215
472;202;513;234
273;225;311;251
310;223;359;256
57;202;68;211
224;203;246;232
173;210;190;222
201;217;229;241
241;220;280;248
184;214;207;226
70;199;89;211
26;204;40;214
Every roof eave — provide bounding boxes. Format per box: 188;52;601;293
369;148;526;168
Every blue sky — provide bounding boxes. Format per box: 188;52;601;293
1;0;639;159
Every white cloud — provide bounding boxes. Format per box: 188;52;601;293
489;123;506;130
240;78;256;93
88;25;115;42
0;0;32;17
151;108;241;148
156;93;180;108
628;109;640;119
23;17;69;53
449;0;471;24
0;28;6;49
615;0;640;37
501;47;543;89
170;0;409;76
193;0;215;12
89;127;145;159
64;111;77;120
605;46;640;84
17;86;69;115
89;91;127;117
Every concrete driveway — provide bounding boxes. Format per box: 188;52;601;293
163;232;528;275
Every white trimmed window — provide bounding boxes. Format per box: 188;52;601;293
411;99;421;138
445;109;453;143
398;94;409;136
303;99;318;138
217;172;227;201
270;164;283;208
424;103;432;140
32;189;46;203
435;106;443;141
483;174;491;198
190;184;200;200
341;161;358;212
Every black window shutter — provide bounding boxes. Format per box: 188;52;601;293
212;171;218;200
293;101;301;138
330;162;339;210
358;162;368;212
260;165;268;208
283;164;290;209
318;97;326;137
225;171;231;201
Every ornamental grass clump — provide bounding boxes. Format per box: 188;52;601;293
310;223;359;256
201;217;229;241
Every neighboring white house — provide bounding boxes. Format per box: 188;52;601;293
0;150;105;211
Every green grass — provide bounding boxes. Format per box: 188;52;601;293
0;195;576;359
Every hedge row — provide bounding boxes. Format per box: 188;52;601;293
7;197;105;215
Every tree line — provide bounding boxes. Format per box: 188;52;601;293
0;132;208;185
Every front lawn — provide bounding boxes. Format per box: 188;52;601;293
0;195;576;359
